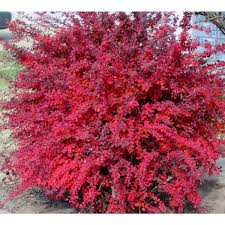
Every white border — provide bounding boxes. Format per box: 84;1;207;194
0;0;225;11
1;214;225;225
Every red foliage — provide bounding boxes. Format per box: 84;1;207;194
1;12;225;213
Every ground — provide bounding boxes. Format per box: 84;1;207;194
0;180;76;213
200;158;225;213
0;51;225;214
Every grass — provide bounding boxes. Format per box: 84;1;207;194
0;50;21;157
0;51;23;81
0;79;9;91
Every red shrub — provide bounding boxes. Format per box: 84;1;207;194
1;12;225;213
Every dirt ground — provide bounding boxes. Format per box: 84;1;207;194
0;175;77;214
0;159;224;214
199;158;225;213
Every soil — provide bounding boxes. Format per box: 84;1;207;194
199;158;225;213
0;175;77;214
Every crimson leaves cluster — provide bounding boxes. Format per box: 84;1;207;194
1;12;225;213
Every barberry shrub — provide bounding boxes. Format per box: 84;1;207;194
1;12;225;213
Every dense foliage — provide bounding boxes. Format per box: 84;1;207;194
1;12;225;213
